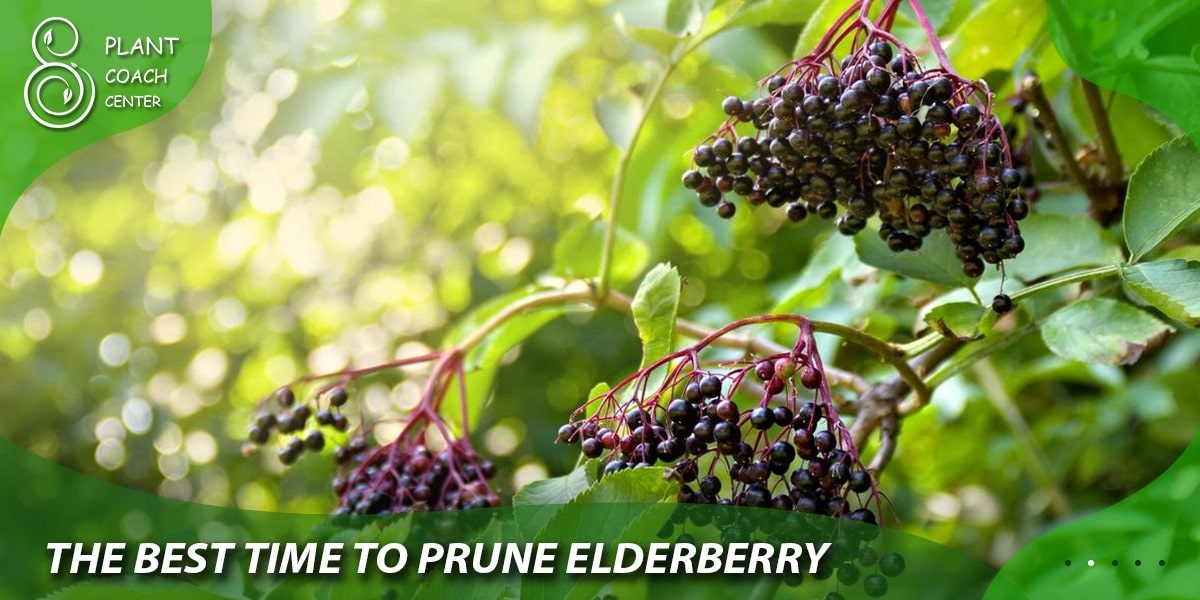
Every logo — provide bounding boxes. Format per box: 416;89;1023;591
24;17;96;129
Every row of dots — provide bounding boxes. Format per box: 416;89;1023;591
1064;560;1166;567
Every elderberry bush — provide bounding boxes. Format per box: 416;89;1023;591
245;352;499;515
681;2;1033;279
556;317;884;523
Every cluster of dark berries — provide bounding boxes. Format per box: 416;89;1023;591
245;386;351;465
658;496;905;596
557;318;884;523
820;546;905;598
683;35;1032;279
250;352;501;515
332;440;498;515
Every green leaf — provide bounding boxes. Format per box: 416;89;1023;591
1124;135;1200;261
666;0;704;34
771;232;853;312
898;0;956;32
623;26;682;55
442;286;585;431
502;23;587;141
593;93;642;151
1005;214;1122;281
450;39;508;108
552;217;650;287
854;227;972;288
727;0;819;30
793;0;851;56
513;465;594;539
375;64;445;139
514;465;592;507
268;70;366;138
570;466;676;505
1041;298;1174;365
950;0;1045;80
924;302;988;340
631;264;681;367
584;381;610;420
1120;260;1200;325
522;469;677;600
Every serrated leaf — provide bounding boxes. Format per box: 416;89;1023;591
513;466;594;538
593;93;642;151
570;466;675;505
924;302;987;340
854;227;972;288
515;465;592;507
1124;135;1200;260
1005;214;1122;281
631;264;681;367
1121;260;1200;325
523;469;676;600
1042;298;1173;365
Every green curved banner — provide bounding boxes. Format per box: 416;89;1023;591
0;0;210;226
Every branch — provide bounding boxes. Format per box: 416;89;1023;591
973;358;1073;518
1021;73;1096;198
1009;264;1120;302
852;338;960;473
600;291;872;394
1080;79;1123;182
597;62;676;299
810;320;930;408
453;283;595;351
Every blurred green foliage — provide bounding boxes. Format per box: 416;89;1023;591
2;0;1199;569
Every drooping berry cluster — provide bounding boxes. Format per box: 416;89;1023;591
332;438;498;515
247;351;499;515
245;386;350;465
557;316;885;523
681;0;1032;279
659;495;907;596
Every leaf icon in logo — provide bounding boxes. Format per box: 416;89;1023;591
44;29;53;46
64;87;72;104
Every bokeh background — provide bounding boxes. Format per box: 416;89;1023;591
1;0;1197;567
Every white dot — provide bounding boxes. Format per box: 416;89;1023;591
121;398;153;434
69;250;104;285
1088;560;1095;567
23;308;52;341
150;312;187;344
99;333;132;367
